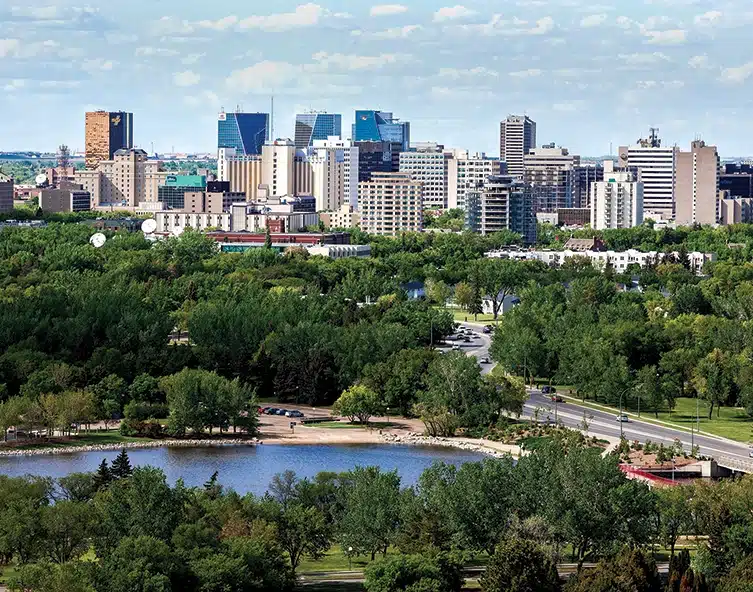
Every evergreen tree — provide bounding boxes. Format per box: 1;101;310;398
111;449;133;480
264;225;272;249
94;459;112;490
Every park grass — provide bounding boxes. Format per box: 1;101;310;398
0;564;17;585
298;545;379;574
13;431;155;450
556;391;753;443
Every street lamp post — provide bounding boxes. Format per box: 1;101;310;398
618;386;633;441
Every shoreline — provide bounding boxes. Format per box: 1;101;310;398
380;432;522;459
0;438;257;457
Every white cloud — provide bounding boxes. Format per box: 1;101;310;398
151;16;195;35
433;6;476;22
580;14;607;28
310;51;410;70
616;16;633;29
694;11;722;26
197;15;239;31
721;62;753;84
3;79;24;91
369;4;408;17
644;29;687;45
227;61;299;92
10;6;59;19
174;70;201;87
81;58;114;73
459;14;554;36
509;68;542;78
438;66;498;78
688;54;709;69
238;3;327;31
182;53;206;65
0;39;21;58
553;100;586;112
135;46;179;57
185;90;220;108
370;25;421;38
618;52;671;65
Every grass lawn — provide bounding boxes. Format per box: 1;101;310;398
12;431;155;450
559;392;753;443
298;546;376;574
0;564;17;584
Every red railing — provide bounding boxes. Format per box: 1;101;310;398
619;464;680;487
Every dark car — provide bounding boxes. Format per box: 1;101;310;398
275;409;288;416
265;407;279;415
286;410;304;418
541;386;555;394
463;336;471;343
551;396;564;403
483;326;492;334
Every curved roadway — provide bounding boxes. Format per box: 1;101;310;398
448;322;752;463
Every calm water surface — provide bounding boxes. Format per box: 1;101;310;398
0;444;486;495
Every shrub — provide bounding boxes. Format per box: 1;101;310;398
364;553;464;592
123;401;169;422
120;418;164;438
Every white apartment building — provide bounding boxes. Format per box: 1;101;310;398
447;151;501;210
523;146;580;212
486;248;715;275
359;172;423;235
399;149;449;210
618;134;675;219
500;115;536;178
590;161;644;230
75;148;170;208
308;137;359;211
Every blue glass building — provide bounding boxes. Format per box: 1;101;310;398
217;112;269;156
353;110;410;151
294;113;342;148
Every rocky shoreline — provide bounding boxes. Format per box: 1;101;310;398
0;438;257;457
380;432;518;458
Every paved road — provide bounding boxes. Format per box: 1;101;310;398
436;322;495;375
455;324;753;463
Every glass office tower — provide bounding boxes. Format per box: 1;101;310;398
217;112;269;156
353;110;410;152
294;113;342;148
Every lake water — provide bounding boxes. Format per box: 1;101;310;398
0;444;486;495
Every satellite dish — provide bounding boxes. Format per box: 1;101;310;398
141;219;157;234
35;174;47;186
172;226;185;237
89;233;107;248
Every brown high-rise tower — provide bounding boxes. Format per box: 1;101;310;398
85;111;133;169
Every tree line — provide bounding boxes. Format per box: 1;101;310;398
1;441;752;591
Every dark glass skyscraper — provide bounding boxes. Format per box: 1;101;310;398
353;110;410;151
294;113;342;148
217;112;269;156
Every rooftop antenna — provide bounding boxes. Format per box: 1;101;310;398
271;95;275;142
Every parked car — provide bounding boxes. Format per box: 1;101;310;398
541;386;555;394
463;336;471;343
265;408;279;415
550;396;564;403
483;326;492;334
286;410;304;418
615;414;630;423
275;409;288;416
480;356;490;364
451;344;461;351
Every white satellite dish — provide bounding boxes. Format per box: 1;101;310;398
89;233;107;248
141;219;157;234
172;226;185;237
35;174;47;186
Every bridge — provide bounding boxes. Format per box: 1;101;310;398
717;456;753;474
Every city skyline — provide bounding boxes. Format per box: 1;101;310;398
2;1;753;155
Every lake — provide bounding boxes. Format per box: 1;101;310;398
0;444;487;495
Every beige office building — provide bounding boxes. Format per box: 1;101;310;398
524;146;580;212
674;141;720;226
500;115;536;177
75;148;169;208
399;148;449;211
447;151;501;210
320;204;360;229
358;172;423;235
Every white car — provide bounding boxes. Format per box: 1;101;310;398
615;414;630;423
480;357;491;364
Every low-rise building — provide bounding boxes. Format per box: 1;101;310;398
39;183;91;213
319;204;360;229
486;248;715;275
721;197;753;225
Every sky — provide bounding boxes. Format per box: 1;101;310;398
1;0;753;157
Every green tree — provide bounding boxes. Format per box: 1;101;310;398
8;561;94;592
332;385;383;425
97;536;181;592
471;259;531;320
273;503;331;573
425;279;452;307
111;449;133;480
58;472;98;503
564;549;661;592
483;369;528;420
364;553;464;592
636;365;665;418
339;467;402;561
93;459;112;491
454;282;474;312
128;374;162;404
693;349;734;419
718;554;753;592
40;501;92;564
657;485;692;557
481;538;561;592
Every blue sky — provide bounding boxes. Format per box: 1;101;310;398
2;0;752;156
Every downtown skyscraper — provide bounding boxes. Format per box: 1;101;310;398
294;112;342;149
500;115;536;178
217;111;269;156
